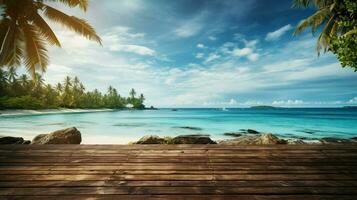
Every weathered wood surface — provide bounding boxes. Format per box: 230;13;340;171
0;144;357;200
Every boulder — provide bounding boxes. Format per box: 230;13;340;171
0;136;29;144
31;127;82;144
287;139;306;145
237;129;260;134
219;133;286;145
174;126;203;131
171;135;216;144
247;129;260;134
135;135;165;144
223;132;242;137
319;137;353;144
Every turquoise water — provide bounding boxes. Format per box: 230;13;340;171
0;108;357;144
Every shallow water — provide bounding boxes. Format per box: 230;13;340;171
0;108;356;144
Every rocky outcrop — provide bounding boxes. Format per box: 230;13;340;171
31;127;82;145
319;137;354;144
135;135;165;144
134;134;216;144
286;139;306;145
219;133;287;145
0;136;30;144
171;135;216;144
173;126;203;131
223;132;242;137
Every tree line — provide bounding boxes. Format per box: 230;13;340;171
0;68;145;110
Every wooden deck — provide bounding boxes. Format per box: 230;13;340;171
0;144;357;199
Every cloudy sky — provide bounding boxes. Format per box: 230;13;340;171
41;0;357;107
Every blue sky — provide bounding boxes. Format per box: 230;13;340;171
41;0;357;107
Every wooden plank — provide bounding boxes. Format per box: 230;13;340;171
0;174;356;181
1;195;357;200
1;186;357;195
0;144;356;199
1;180;356;187
1;169;355;175
1;144;357;150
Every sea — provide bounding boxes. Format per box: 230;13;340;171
0;108;356;144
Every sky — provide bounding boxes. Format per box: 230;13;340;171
38;0;357;107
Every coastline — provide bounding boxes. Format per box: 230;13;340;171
0;108;116;117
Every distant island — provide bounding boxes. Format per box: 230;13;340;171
0;68;146;110
250;105;278;109
343;106;357;109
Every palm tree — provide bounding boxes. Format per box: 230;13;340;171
293;0;352;54
18;74;29;87
139;93;145;103
129;88;136;99
55;83;63;93
0;0;101;77
7;66;17;83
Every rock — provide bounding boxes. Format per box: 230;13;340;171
287;139;305;145
319;137;353;144
31;127;82;145
148;106;158;110
223;132;242;137
174;126;203;131
219;133;286;145
351;137;357;141
247;129;260;134
237;129;260;134
135;135;165;144
172;135;216;144
0;136;27;144
22;140;31;144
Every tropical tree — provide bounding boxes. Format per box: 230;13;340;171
62;76;72;107
129;88;136;100
0;0;101;77
7;66;17;83
0;68;8;96
294;0;357;70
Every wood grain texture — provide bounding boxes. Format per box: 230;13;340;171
0;144;357;199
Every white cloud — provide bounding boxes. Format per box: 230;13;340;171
195;53;204;59
229;99;238;105
349;97;357;104
205;53;220;63
208;36;217;41
197;43;205;48
109;44;155;56
232;47;253;57
232;47;259;61
272;100;304;106
174;15;204;38
265;24;293;41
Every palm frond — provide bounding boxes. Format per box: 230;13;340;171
22;22;49;77
42;4;101;45
316;15;335;54
294;7;330;35
0;20;23;67
45;0;88;11
344;28;357;36
32;12;61;47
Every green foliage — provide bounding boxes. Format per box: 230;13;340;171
0;96;44;109
0;68;146;110
294;0;357;70
330;35;357;71
329;0;357;71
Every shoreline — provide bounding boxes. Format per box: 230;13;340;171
0;108;117;117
